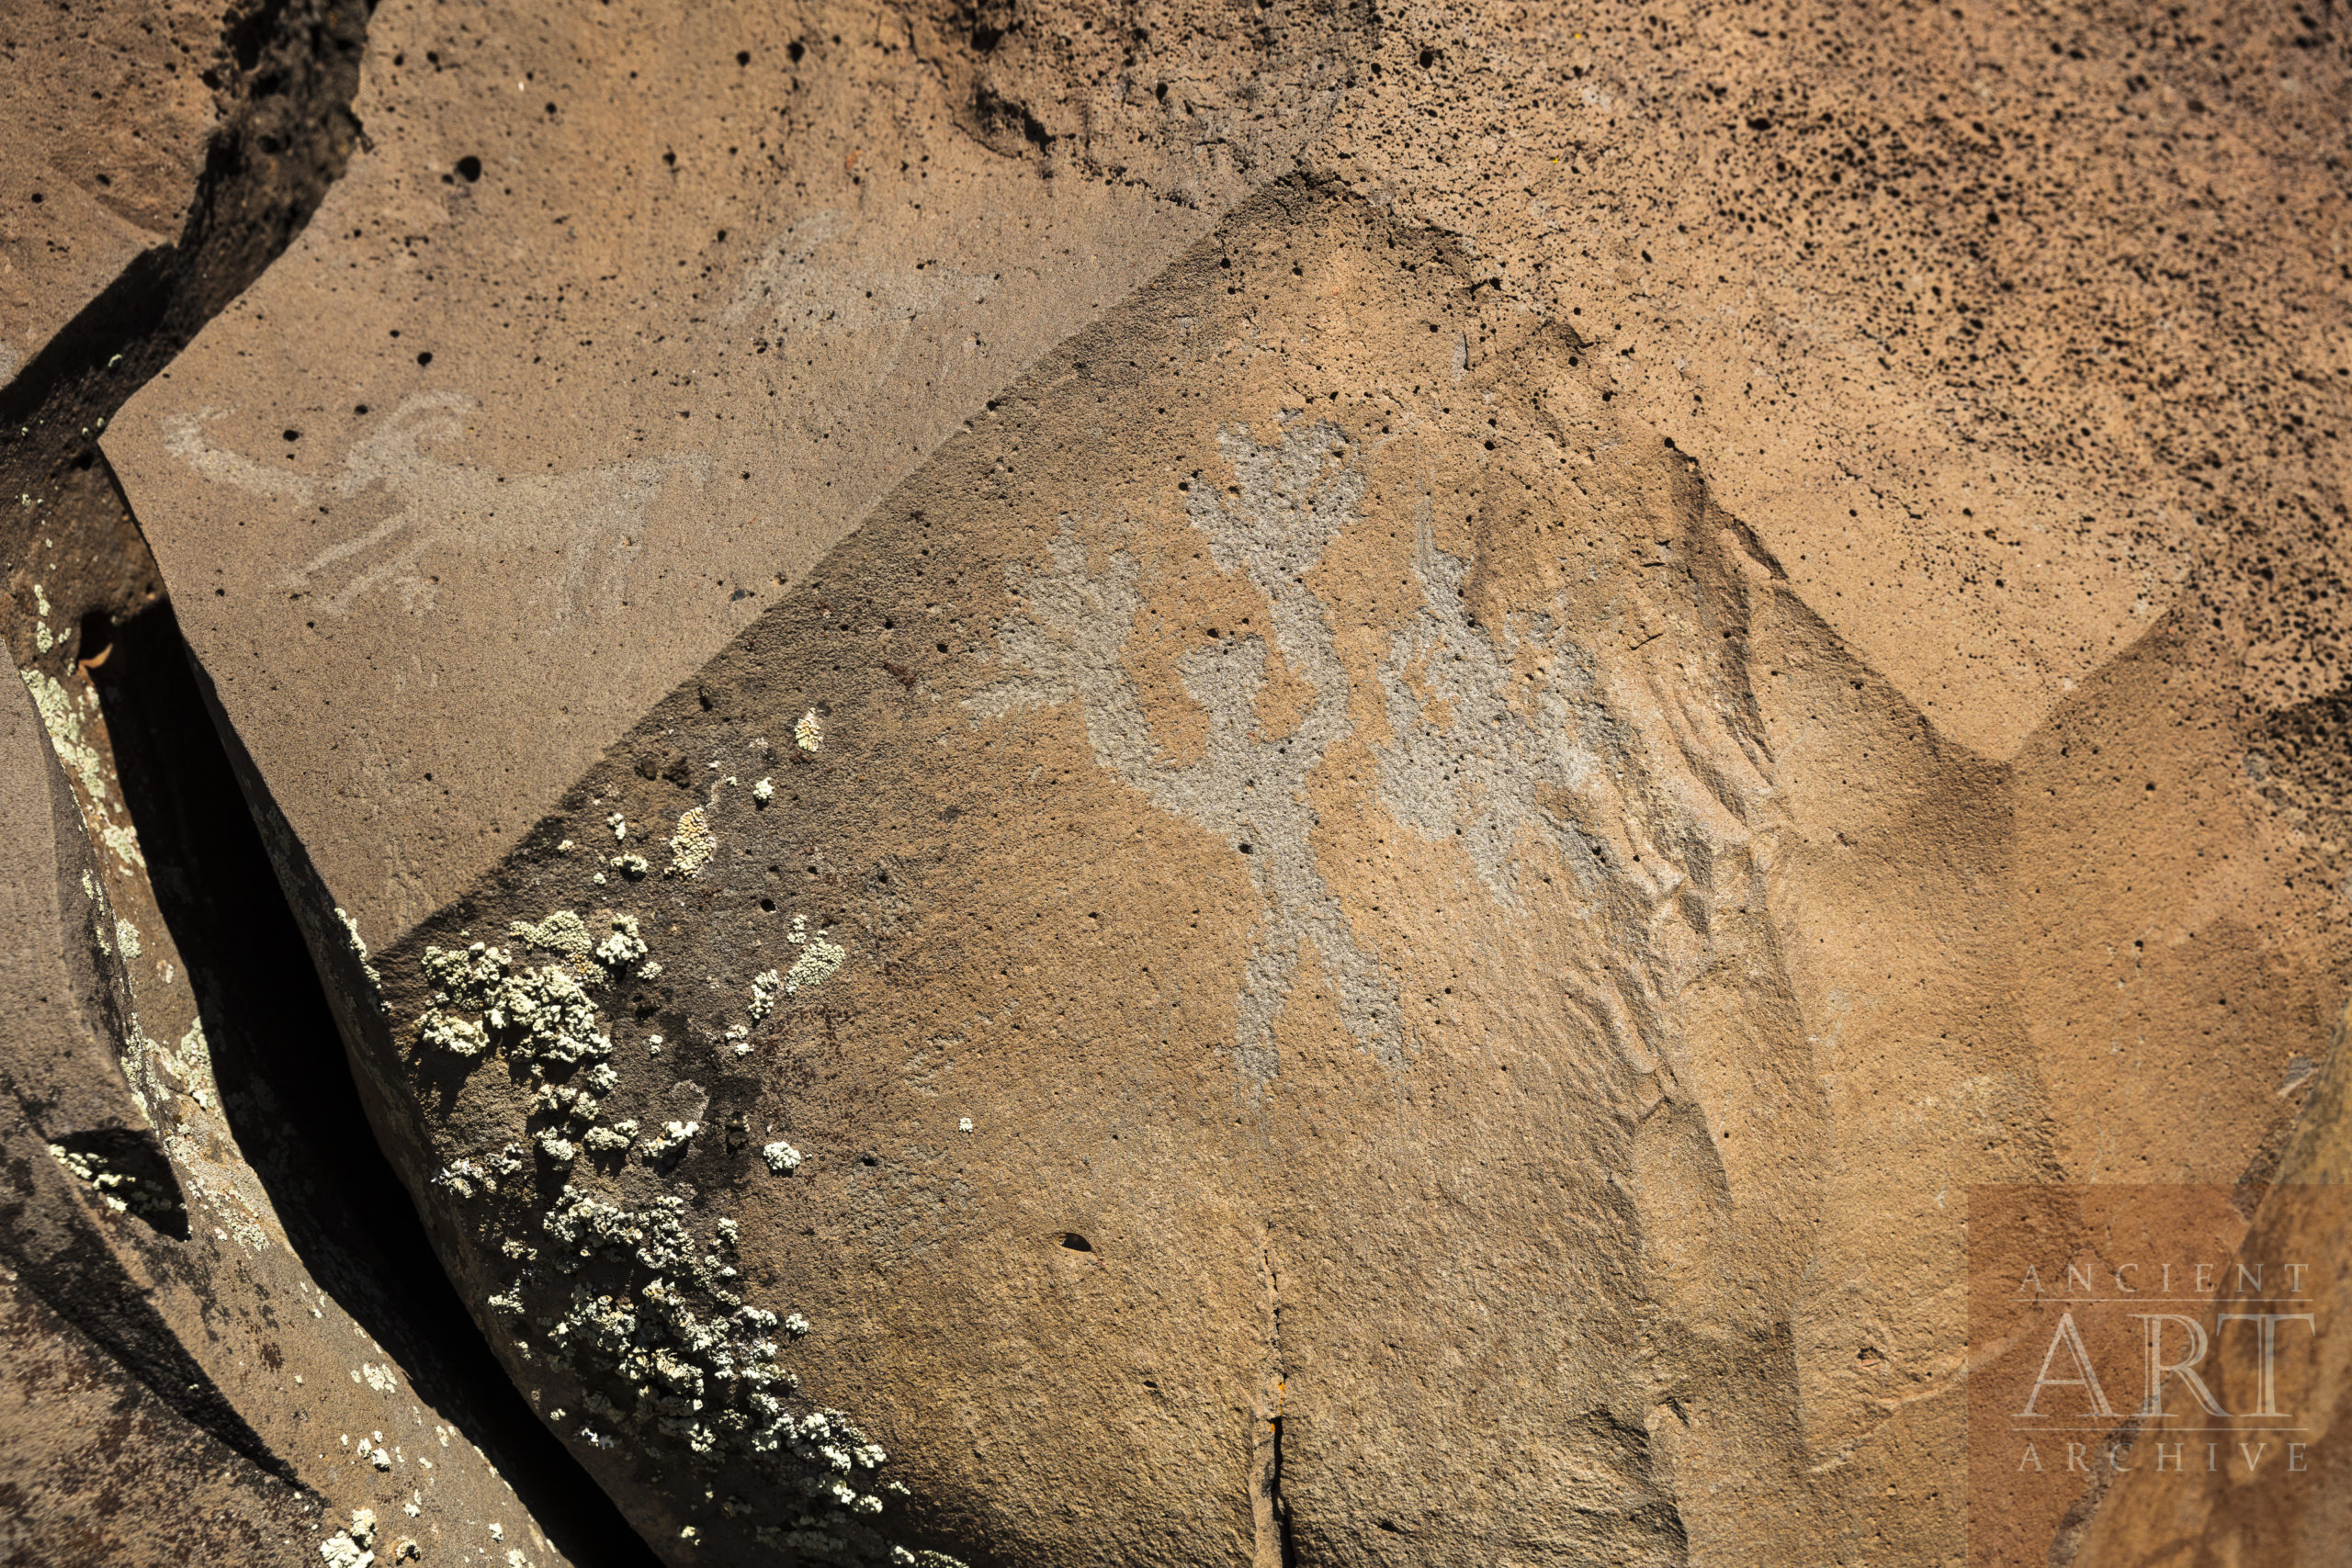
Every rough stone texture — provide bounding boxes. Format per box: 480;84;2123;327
2069;1004;2352;1566
1;0;657;1561
0;1262;320;1567
0;0;232;392
130;175;2342;1566
105;0;1370;942
0;603;591;1564
69;0;2352;1564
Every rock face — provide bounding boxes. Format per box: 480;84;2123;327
17;0;2350;1564
102;0;1369;944
0;639;587;1565
0;0;232;393
1;1;653;1562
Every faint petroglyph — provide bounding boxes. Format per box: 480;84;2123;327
720;210;996;386
968;419;1404;1091
1374;500;1781;1082
161;394;707;617
1374;516;1622;902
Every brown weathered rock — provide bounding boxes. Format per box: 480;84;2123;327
0;0;231;392
0;604;611;1562
104;0;1369;944
80;0;2352;1564
2;1;664;1561
0;1262;321;1567
2075;1100;2352;1565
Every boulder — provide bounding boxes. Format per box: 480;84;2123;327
94;0;2352;1563
3;1;640;1559
104;0;1370;946
0;598;626;1562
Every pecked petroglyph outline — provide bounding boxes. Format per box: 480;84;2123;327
969;413;1783;1098
161;393;707;618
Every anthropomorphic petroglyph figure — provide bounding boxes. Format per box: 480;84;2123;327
970;419;1407;1088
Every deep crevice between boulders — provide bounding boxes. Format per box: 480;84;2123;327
85;596;661;1567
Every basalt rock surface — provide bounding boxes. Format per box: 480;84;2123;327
8;0;2348;1564
2;1;667;1563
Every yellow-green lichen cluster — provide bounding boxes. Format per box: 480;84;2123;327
784;914;845;996
667;807;717;876
513;1184;938;1557
19;666;143;870
415;911;656;1069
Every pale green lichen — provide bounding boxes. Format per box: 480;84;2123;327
752;777;775;804
431;1145;524;1200
729;968;790;1055
48;1143;138;1214
641;1120;699;1161
416;1009;491;1057
19;666;144;870
794;709;822;752
749;970;785;1021
114;917;141;960
509;910;594;958
761;1141;801;1174
595;914;650;970
517;1184;929;1551
785;915;845;995
582;1122;639;1154
417;942;614;1067
668;807;717;877
335;906;385;1003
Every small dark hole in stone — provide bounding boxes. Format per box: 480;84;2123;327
456;155;482;182
736;50;751;65
283;429;301;442
1060;1233;1093;1252
416;351;433;367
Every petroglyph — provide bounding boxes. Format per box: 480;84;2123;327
161;395;707;618
968;419;1404;1089
719;211;997;344
1373;517;1621;902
